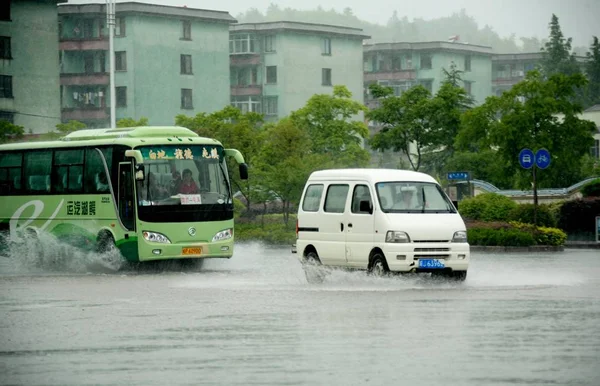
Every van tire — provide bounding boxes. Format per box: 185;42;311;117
451;271;467;281
369;253;389;276
302;250;325;284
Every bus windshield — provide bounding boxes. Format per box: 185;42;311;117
375;181;456;213
136;145;230;207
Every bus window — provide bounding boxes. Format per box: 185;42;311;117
54;149;84;193
85;148;111;194
118;162;135;231
0;152;22;195
24;150;52;193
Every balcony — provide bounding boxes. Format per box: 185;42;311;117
364;69;417;82
61;72;109;86
231;85;263;97
60;38;109;51
61;107;108;121
230;54;261;67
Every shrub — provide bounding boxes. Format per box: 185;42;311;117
459;193;517;222
508;203;557;227
509;221;567;246
558;198;600;233
581;178;600;197
467;227;535;246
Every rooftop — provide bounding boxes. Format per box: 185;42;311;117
230;21;370;40
363;41;493;55
58;2;236;23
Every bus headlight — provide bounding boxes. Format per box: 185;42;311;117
142;231;171;244
212;228;233;242
385;231;410;243
452;231;468;243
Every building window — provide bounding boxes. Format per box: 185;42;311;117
0;1;10;21
322;38;331;55
592;138;600;159
0;75;13;98
0;37;11;59
182;20;191;40
115;17;126;37
0;110;14;123
322;68;332;86
231;96;261;113
181;54;192;74
464;55;471;72
115;51;126;71
116;86;126;107
264;35;275;53
266;66;277;84
229;34;257;54
463;80;473;96
419;79;433;93
181;88;193;109
420;53;432;70
264;96;278;115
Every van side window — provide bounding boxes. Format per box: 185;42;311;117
324;184;349;213
351;184;372;214
302;184;323;212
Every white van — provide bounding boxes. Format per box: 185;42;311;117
293;168;470;281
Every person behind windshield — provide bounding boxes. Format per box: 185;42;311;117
140;172;169;201
179;168;199;194
392;189;417;209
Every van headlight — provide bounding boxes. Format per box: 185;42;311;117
386;231;410;243
142;231;171;244
452;231;468;243
212;228;233;242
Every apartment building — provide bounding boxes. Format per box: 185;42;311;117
0;0;64;134
229;21;369;120
491;52;542;96
58;2;235;128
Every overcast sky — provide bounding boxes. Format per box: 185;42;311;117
71;0;599;47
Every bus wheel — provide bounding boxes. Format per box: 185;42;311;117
97;232;116;254
302;250;325;284
369;253;389;277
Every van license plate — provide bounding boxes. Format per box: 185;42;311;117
419;259;445;269
182;247;202;255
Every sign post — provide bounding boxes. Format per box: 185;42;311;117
519;148;551;226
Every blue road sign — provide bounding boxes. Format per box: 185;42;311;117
447;172;470;180
535;148;551;169
519;148;535;169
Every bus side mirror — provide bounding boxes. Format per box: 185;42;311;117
239;163;248;180
135;164;145;181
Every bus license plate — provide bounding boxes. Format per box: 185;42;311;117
418;259;445;269
182;247;202;255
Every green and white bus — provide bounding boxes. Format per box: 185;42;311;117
0;126;248;263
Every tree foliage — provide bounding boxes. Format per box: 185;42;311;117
540;14;581;77
458;70;596;189
117;117;149;128
0;121;25;144
55;120;86;134
585;36;600;106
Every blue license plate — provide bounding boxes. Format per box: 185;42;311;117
418;259;445;269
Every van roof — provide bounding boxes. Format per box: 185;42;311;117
308;168;438;184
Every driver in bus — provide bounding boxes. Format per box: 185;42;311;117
178;168;199;194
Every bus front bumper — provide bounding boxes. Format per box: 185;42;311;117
138;239;235;262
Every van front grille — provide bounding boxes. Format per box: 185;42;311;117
414;255;450;259
413;240;450;243
414;248;450;252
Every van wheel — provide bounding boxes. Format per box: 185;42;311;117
369;253;389;277
450;271;467;281
302;250;326;284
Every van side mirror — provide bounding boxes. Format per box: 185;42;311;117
239;163;248;180
359;200;373;214
135;164;145;181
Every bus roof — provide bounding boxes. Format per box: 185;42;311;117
0;126;224;151
308;168;439;184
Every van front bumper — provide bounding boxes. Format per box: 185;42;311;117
383;243;470;273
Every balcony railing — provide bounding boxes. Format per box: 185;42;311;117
61;107;108;121
59;38;109;51
230;54;261;66
364;69;417;82
230;85;263;96
60;72;109;86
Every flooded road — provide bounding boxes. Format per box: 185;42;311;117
1;243;599;385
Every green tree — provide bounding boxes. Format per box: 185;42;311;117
176;106;266;215
117;117;149;128
458;70;596;189
0;121;24;144
540;14;581;77
367;84;434;171
290;85;370;167
55;120;86;134
585;36;600;106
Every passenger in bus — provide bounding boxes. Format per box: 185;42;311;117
140;172;170;201
96;172;110;192
170;171;182;195
178;168;199;194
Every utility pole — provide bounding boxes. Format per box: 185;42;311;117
106;0;116;128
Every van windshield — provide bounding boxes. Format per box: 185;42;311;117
375;182;456;213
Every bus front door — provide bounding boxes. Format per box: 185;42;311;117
118;162;135;231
